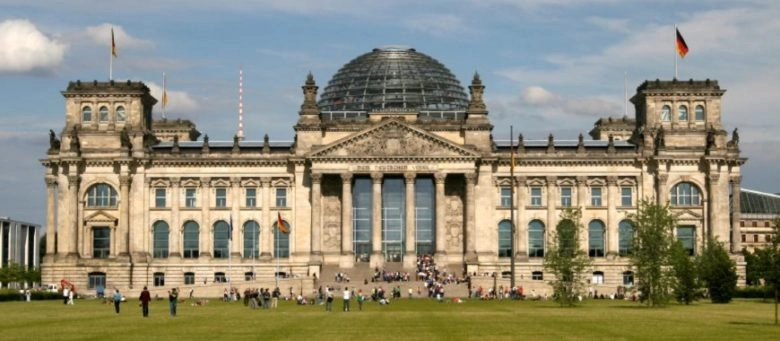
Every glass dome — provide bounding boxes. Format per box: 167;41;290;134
318;46;469;112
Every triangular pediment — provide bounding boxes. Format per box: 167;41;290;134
674;209;703;220
310;119;479;158
84;210;118;224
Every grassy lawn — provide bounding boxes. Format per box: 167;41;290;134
1;298;778;340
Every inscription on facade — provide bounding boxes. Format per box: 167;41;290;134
352;164;435;172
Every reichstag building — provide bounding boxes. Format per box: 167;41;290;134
41;46;745;295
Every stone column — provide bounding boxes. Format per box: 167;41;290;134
707;172;721;242
310;173;323;258
465;173;477;261
404;172;416;267
515;176;527;258
730;176;742;252
546;176;557;246
371;172;384;267
576;176;588;250
340;173;354;267
230;177;241;257
67;174;79;257
170;178;181;258
118;175;131;257
434;172;446;255
45;177;57;256
261;177;272;259
606;176;618;257
200;177;211;258
656;173;669;206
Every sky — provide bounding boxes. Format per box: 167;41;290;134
1;0;779;225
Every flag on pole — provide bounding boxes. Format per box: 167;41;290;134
676;28;688;58
162;73;168;109
111;28;117;58
277;212;289;234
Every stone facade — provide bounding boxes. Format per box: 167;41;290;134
41;58;746;297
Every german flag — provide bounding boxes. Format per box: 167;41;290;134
676;28;688;58
277;212;289;234
111;28;117;58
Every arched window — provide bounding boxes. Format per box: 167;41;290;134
592;271;605;284
618;220;634;256
183;221;199;258
153;221;169;258
661;105;671;121
498;220;512;257
670;182;701;206
82;106;93;122
86;183;118;208
588;220;605;257
99;105;109;122
213;220;230;258
243;220;260;259
274;218;290;258
88;272;106;289
695;105;705;121
116;105;126;122
678;105;688;121
528;220;545;258
623;271;634;286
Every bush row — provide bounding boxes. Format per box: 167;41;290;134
0;289;61;302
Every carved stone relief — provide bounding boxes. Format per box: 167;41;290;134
321;178;342;252
444;178;464;252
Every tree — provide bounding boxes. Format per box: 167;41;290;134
627;200;676;307
697;237;737;303
669;240;698;305
757;218;780;324
742;247;763;287
544;208;591;306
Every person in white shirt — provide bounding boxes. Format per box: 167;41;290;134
342;287;351;312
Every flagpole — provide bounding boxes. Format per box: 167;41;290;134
275;222;280;289
228;215;232;298
510;125;516;290
674;25;678;79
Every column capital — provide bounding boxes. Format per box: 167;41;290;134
515;175;526;185
434;172;446;183
656;173;668;184
576;175;587;184
708;173;720;182
607;176;618;185
119;175;132;186
230;177;241;186
404;172;416;183
200;177;211;186
170;177;180;187
45;176;57;187
464;172;477;184
371;172;383;183
311;173;322;184
729;175;742;184
341;172;353;183
260;177;271;186
545;175;557;184
67;174;79;187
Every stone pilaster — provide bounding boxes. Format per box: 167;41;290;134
310;173;323;259
260;177;272;260
67;174;79;257
730;176;742;252
606;176;618;257
546;176;557;247
230;177;241;257
515;176;527;258
118;175;131;257
404;172;416;267
169;178;181;258
200;177;211;258
370;172;384;267
434;173;446;256
340;173;354;268
45;177;57;256
465;172;477;262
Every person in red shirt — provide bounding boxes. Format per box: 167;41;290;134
139;286;152;317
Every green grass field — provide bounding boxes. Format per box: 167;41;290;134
1;298;777;340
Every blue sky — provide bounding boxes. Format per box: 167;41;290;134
2;0;779;225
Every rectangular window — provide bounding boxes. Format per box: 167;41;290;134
153;273;165;287
623;272;634;286
560;187;572;207
88;273;106;289
215;188;227;207
531;271;543;281
244;272;255;281
530;187;542;206
184;272;195;285
155;188;166;208
591;187;602;207
185;188;197;208
92;227;110;258
275;188;287;207
677;226;695;256
214;272;227;283
245;188;257;207
621;187;633;207
500;187;512;207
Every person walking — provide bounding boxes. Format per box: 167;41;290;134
357;289;364;311
325;287;333;312
113;289;122;314
67;286;75;305
139;286;152;317
168;288;178;316
342;286;351;312
62;286;70;305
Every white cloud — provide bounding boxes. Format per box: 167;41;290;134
586;16;630;32
145;81;199;116
0;19;66;73
402;14;469;37
520;86;558;105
